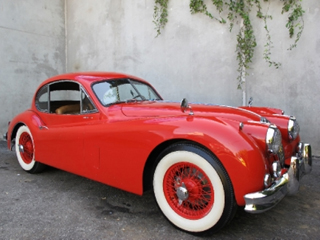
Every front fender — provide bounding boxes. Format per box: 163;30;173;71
156;116;268;206
240;106;284;115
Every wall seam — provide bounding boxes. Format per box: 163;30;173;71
64;0;68;73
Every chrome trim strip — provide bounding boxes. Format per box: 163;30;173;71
244;142;312;213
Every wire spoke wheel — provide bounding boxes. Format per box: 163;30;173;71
15;125;46;173
19;132;34;164
163;162;214;220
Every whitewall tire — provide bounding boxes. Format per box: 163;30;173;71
153;144;236;234
15;125;46;173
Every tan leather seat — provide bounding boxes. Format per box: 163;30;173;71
55;104;80;114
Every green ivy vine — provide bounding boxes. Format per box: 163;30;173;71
153;0;170;37
153;0;305;89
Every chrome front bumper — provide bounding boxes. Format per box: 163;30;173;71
244;142;312;213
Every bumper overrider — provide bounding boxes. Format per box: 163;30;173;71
244;142;312;213
3;132;7;141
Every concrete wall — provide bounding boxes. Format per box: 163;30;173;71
66;0;241;105
0;0;65;137
66;0;320;154
247;1;320;153
1;0;319;155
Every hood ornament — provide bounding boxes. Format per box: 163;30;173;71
180;98;194;116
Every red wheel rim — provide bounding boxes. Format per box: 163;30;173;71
19;132;34;164
163;162;214;220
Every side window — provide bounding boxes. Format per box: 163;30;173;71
52;82;81;114
36;85;49;112
35;81;97;115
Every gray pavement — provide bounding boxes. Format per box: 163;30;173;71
0;140;319;240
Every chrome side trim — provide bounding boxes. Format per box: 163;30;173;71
39;126;49;130
244;142;312;213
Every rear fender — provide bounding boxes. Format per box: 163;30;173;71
7;110;45;150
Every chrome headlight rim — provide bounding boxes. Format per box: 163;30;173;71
266;125;282;153
288;116;300;140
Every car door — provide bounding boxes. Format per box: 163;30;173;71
34;80;99;175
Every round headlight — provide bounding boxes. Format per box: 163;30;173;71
266;125;282;153
288;117;300;140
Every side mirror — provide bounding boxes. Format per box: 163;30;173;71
180;98;194;115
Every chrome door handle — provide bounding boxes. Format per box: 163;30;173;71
39;126;49;130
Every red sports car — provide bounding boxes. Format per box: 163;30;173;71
4;72;312;234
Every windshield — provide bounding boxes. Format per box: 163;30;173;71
92;79;162;106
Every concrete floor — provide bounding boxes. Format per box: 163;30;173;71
0;140;319;240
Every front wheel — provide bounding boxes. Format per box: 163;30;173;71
153;144;236;234
15;125;46;173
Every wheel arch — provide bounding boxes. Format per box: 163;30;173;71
142;139;229;192
8;122;25;150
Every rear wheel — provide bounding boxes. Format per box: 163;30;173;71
15;125;46;173
153;144;236;234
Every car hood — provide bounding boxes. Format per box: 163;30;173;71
121;101;262;122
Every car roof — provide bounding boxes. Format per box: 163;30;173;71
41;72;149;86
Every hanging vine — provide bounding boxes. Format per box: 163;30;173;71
153;0;170;37
153;0;305;89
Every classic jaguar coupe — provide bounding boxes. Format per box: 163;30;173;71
4;72;312;234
